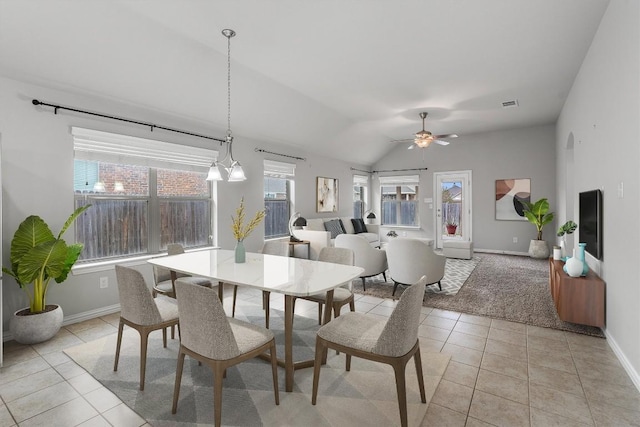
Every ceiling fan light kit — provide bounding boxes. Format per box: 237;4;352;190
393;111;458;150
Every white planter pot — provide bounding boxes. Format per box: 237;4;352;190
10;305;63;344
528;240;549;259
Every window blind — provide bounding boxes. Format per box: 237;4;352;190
72;127;218;173
353;174;368;185
378;175;419;186
264;159;296;178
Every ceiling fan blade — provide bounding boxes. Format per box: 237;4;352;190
407;144;415;150
434;133;458;139
390;138;414;144
434;140;450;146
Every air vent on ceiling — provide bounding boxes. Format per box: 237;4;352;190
502;99;519;108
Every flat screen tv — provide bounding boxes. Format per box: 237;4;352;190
579;189;603;260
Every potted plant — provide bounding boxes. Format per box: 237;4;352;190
386;230;398;238
557;220;577;259
445;220;457;235
3;205;91;344
522;198;554;259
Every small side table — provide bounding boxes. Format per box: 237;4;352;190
288;240;311;259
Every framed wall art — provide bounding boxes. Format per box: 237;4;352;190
316;176;338;212
495;178;530;220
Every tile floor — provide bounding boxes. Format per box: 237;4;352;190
1;285;640;426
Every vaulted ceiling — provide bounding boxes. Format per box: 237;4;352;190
0;0;609;165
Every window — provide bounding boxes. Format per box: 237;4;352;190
72;128;216;262
379;175;419;227
353;175;368;219
264;160;295;239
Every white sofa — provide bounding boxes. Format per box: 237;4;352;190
293;217;380;260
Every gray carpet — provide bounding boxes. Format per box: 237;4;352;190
65;305;450;426
356;253;605;337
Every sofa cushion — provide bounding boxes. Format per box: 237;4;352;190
351;218;368;234
340;216;355;234
305;218;326;232
324;219;345;239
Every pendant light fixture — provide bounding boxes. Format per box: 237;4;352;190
206;28;246;182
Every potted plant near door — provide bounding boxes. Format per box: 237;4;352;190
445;220;457;235
522;198;554;259
3;205;91;344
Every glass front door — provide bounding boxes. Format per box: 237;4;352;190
434;171;472;249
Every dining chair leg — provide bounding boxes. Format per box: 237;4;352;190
392;281;400;296
317;303;323;325
413;346;427;403
311;336;326;405
140;330;150;391
162;327;167;348
346;354;352;371
232;285;238;318
438;280;442;291
392;361;409;427
213;363;225;427
269;340;280;405
382;271;387;282
263;291;271;329
113;318;124;371
361;277;366;291
172;349;186;414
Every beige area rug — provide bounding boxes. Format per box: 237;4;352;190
65;306;450;426
356;253;605;337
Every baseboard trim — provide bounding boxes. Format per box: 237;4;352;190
604;328;640;392
474;248;530;257
3;304;121;342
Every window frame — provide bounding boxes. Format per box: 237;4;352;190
72;128;216;263
379;175;420;228
263;160;296;239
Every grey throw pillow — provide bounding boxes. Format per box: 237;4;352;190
324;219;345;239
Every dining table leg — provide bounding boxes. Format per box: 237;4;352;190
284;294;294;392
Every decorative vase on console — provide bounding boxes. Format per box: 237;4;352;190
235;240;246;263
564;249;584;277
577;242;589;276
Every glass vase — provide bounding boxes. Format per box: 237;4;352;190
235;240;246;263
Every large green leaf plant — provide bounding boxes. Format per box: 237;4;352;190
522;198;554;241
2;205;91;313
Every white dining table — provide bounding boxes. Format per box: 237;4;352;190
148;248;364;391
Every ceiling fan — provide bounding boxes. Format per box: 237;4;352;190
391;112;458;149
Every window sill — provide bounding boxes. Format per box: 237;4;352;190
381;225;421;229
72;246;220;275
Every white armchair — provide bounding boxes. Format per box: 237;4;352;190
386;238;446;296
334;234;387;290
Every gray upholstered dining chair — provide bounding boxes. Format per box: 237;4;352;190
152;243;214;298
312;275;428;427
231;240;290;328
293;246;355;324
172;279;279;427
114;265;180;391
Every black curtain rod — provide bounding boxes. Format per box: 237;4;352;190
32;99;227;144
372;167;428;174
255;148;306;161
350;167;373;174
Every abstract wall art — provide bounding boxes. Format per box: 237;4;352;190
495;178;530;220
317;176;338;212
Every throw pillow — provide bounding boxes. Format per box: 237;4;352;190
351;218;368;234
324;219;345;239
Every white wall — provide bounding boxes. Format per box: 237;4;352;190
0;77;369;332
556;0;640;386
371;124;557;252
